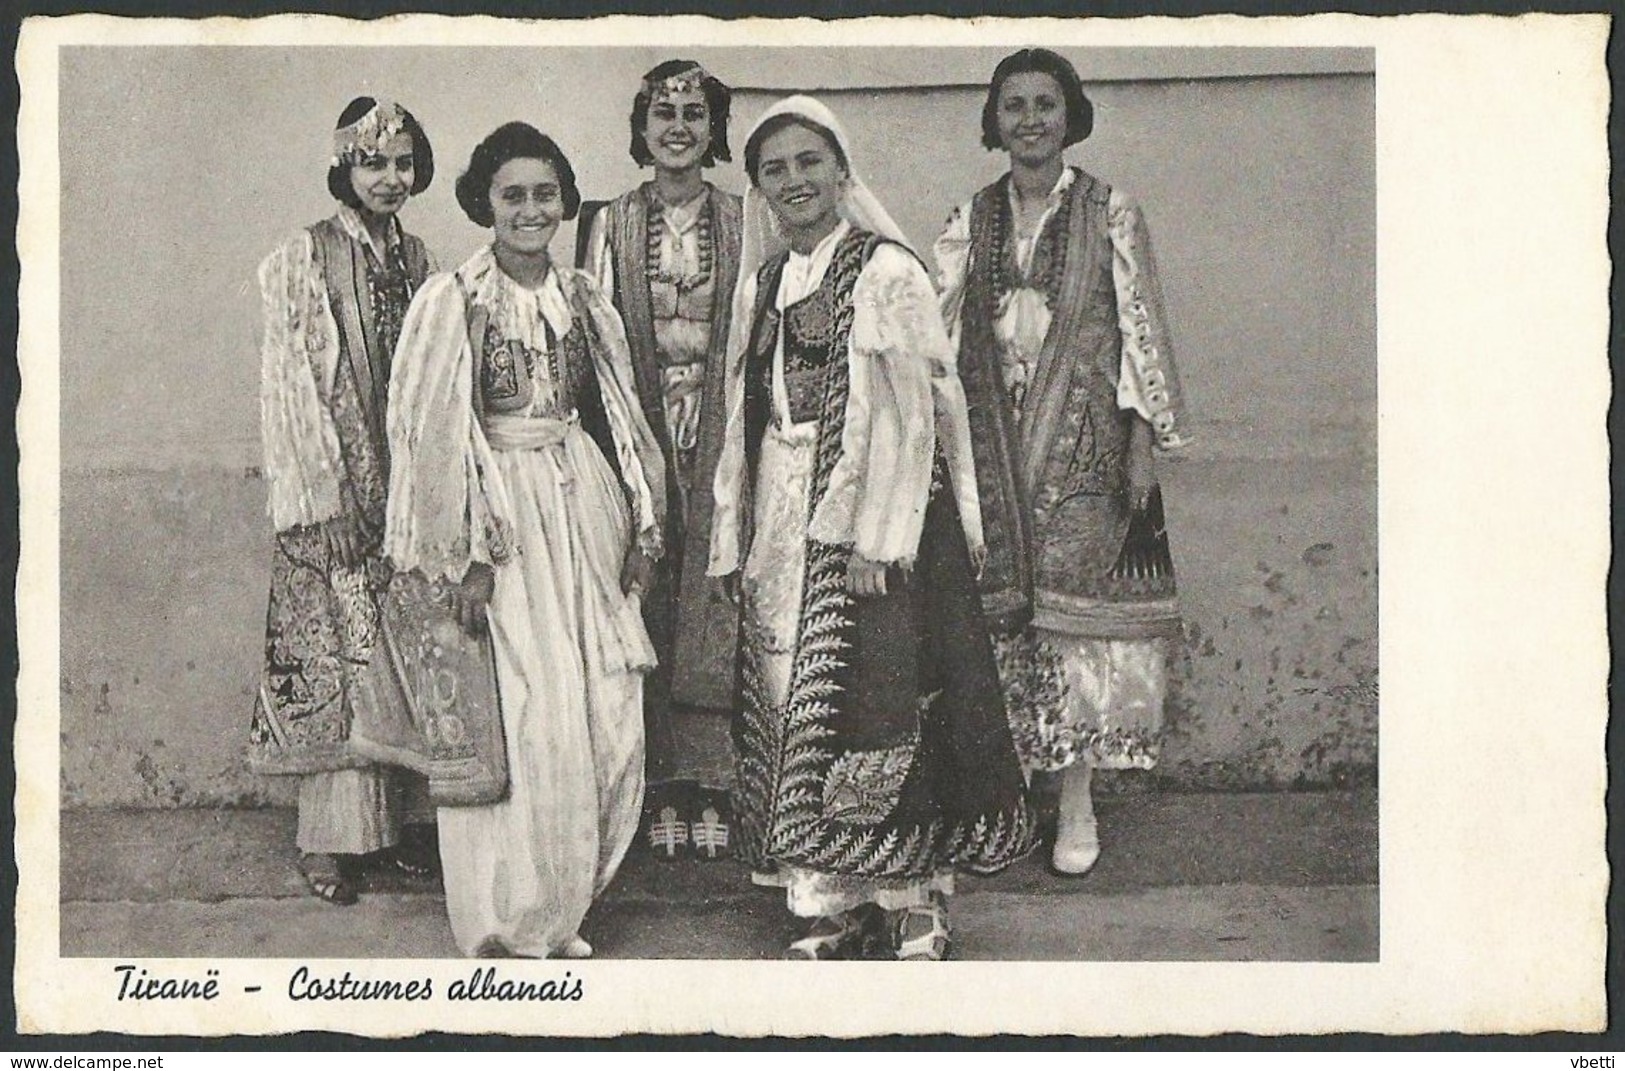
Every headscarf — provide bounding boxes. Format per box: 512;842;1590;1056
708;95;921;576
732;95;911;308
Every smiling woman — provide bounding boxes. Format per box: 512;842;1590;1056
936;48;1192;879
582;61;744;865
488;159;565;266
747;117;849;251
387;121;667;959
708;96;1036;961
343;134;416;217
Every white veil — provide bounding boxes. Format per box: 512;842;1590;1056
732;94;915;292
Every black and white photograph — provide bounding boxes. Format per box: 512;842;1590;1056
14;12;1607;1037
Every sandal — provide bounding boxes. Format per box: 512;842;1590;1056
383;826;441;880
785;912;869;960
388;850;437;881
891;894;952;961
382;849;436;881
690;788;732;862
298;852;358;906
473;936;550;959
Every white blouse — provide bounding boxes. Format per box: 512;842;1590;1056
385;247;666;582
583;188;716;364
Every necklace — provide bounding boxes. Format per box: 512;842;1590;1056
646;191;714;294
989;173;1072;311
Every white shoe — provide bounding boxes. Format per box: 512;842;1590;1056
1051;818;1101;875
1052;764;1101;876
558;934;594;959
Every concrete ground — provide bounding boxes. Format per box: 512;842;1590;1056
60;790;1377;961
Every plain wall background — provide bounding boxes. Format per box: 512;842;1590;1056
58;46;1375;806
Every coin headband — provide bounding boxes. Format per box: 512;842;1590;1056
330;101;409;167
643;64;713;100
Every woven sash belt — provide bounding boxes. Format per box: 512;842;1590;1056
481;410;577;452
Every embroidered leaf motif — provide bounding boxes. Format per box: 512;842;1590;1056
733;232;1038;881
887;824;927;876
831;829;879;871
821;741;916;825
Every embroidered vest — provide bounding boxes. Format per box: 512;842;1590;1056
309;217;431;516
469;274;626;494
476;313;594;421
605;184;743;457
741;229;890;484
959;171;1176;637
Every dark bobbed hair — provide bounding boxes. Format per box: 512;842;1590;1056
629;59;734;168
325;96;435;207
981;48;1094;152
743;113;848;187
454;122;582;228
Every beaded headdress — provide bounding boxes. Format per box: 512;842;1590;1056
330;100;409;167
642;62;712;99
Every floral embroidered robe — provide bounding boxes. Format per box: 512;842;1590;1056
935;167;1191;772
249;209;431;775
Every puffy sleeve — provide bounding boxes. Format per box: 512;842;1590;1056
581;209;617;304
384;271;516;582
1108;188;1193;452
257;232;346;532
706;269;757;577
931;201;975;353
806;244;941;568
571;270;667;560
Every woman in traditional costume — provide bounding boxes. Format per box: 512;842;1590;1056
385;123;666;958
934;49;1193;877
249;97;440;905
709;96;1035;961
581;60;744;861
